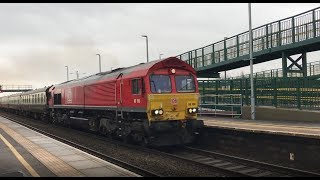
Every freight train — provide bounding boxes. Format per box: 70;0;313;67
0;57;204;146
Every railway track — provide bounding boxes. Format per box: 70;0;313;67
2;111;319;177
0;112;225;176
157;146;320;177
185;146;320;176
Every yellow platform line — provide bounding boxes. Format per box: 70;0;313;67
0;122;84;177
0;133;40;177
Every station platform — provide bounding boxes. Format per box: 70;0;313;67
199;115;320;139
0;116;139;177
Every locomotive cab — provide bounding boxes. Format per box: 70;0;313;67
143;58;204;146
147;70;199;121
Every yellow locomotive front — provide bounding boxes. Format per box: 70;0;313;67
147;93;199;121
145;67;204;146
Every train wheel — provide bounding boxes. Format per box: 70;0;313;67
121;136;128;143
41;113;49;122
49;111;54;124
33;113;39;120
52;112;60;125
52;118;57;125
89;117;99;132
99;126;106;135
62;114;71;127
139;136;149;147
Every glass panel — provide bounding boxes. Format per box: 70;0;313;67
150;75;171;93
131;79;141;94
175;75;196;92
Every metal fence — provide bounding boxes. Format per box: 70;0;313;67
0;85;33;93
177;7;320;70
198;94;242;117
198;77;320;110
229;60;320;79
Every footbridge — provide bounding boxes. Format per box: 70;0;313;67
0;85;33;93
176;7;320;78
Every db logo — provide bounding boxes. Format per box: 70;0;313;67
171;98;177;105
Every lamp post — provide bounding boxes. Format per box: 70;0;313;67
76;71;79;79
96;54;101;73
71;71;80;80
141;35;149;62
248;3;255;120
65;66;69;81
159;53;163;60
70;71;79;79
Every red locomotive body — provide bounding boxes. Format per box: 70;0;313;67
1;57;203;146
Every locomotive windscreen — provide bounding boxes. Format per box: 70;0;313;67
175;75;195;92
150;75;171;93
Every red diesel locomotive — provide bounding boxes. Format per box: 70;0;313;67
0;57;204;146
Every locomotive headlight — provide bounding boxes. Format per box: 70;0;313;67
171;68;176;74
152;109;163;116
188;108;197;114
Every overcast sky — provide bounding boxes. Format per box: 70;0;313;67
0;3;320;94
